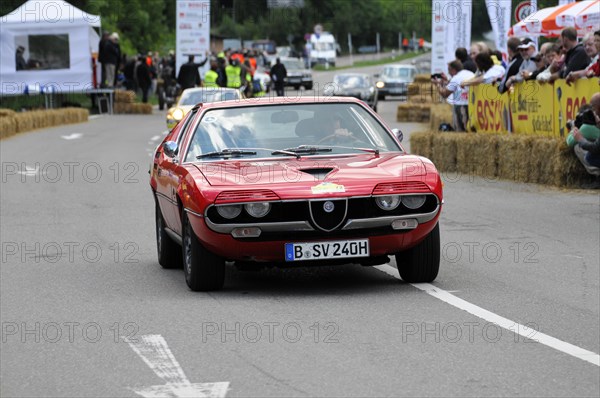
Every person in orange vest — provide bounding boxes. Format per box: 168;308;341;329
230;52;244;67
419;38;425;52
402;37;409;53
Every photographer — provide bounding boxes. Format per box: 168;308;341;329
432;60;474;132
569;93;600;189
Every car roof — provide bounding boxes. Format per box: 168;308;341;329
181;87;240;94
194;96;366;112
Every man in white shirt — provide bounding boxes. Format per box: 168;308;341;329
432;60;475;131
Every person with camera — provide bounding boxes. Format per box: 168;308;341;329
569;93;600;189
432;60;474;132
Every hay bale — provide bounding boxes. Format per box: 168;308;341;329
529;138;560;185
496;135;539;183
429;103;453;131
414;74;431;84
554;141;595;188
454;133;499;179
396;104;409;121
0;116;17;138
113;102;153;114
0;108;16;117
433;133;465;172
406;129;597;188
410;131;434;158
0;108;88;139
407;83;419;96
114;90;136;103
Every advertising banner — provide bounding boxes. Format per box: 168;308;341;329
431;0;453;74
554;78;600;138
176;0;210;77
467;79;599;137
431;1;472;74
468;84;510;134
485;0;511;62
511;80;554;136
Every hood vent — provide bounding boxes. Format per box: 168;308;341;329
299;167;335;180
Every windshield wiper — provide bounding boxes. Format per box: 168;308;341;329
326;145;380;155
272;145;333;157
196;148;257;159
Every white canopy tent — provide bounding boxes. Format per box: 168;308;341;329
0;0;101;95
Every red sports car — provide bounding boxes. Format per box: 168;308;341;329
150;97;443;291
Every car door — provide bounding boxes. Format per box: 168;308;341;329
156;110;196;232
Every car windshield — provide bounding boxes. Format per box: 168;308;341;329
334;75;370;88
179;89;240;106
184;103;402;162
383;67;414;78
314;42;334;51
281;59;304;70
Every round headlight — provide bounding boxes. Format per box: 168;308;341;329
375;195;401;211
216;204;242;219
244;202;271;218
172;108;184;121
403;195;426;209
376;81;385;89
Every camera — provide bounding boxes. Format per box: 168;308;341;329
431;73;443;80
566;120;574;130
567;105;597;131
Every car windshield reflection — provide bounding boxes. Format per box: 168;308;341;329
184;103;402;162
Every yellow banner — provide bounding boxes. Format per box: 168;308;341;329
467;78;599;137
554;78;599;138
468;84;510;134
511;80;555;137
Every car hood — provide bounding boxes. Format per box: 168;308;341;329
194;152;430;197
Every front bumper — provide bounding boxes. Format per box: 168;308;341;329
188;212;439;262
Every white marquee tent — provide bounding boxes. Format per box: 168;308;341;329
0;0;102;95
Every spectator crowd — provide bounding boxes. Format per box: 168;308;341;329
431;27;600;189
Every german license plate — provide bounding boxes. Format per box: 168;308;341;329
285;239;369;262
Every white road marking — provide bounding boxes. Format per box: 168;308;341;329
150;135;162;142
126;334;229;397
89;115;103;120
374;264;600;367
61;133;82;140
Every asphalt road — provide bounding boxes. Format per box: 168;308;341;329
1;57;599;397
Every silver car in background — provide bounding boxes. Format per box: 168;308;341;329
324;73;379;111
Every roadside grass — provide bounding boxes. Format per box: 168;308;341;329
313;51;430;71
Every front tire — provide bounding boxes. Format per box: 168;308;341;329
395;223;440;282
182;213;225;291
156;203;182;269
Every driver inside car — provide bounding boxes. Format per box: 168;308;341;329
316;113;358;144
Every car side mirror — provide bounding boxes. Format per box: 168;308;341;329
163;141;178;158
392;128;403;142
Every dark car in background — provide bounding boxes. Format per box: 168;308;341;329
324;73;379;111
279;57;313;90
